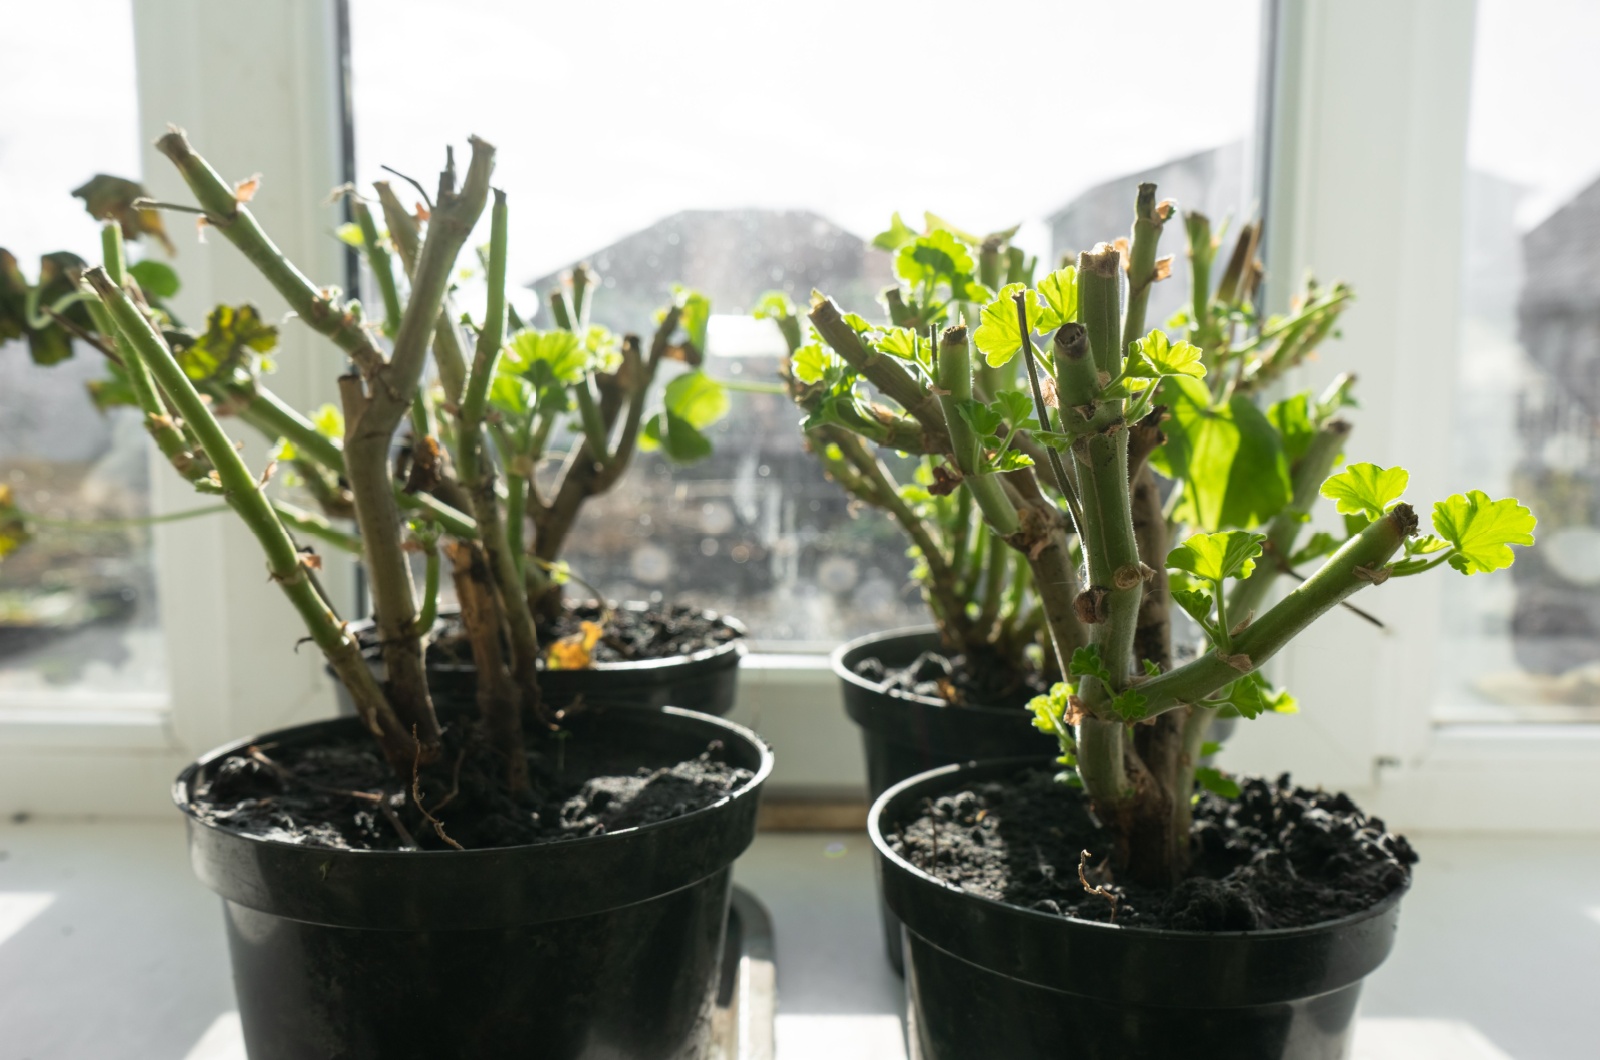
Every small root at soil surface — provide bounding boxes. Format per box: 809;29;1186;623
1077;849;1119;923
411;727;463;851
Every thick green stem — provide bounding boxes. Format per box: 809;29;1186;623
831;430;968;641
1066;248;1142;714
978;531;1008;633
809;296;951;452
1076;718;1130;799
1137;505;1418;717
341;140;493;754
573;380;610;461
1229;419;1352;620
1121;183;1168;355
233;385;476;537
936;325;1017;536
353;197;402;338
100;223;127;286
272;499;361;553
1184;211;1215;349
374;180;469;404
85;267;417;770
456;189;541;723
1172;705;1214;840
414;540;440;634
155;129;387;383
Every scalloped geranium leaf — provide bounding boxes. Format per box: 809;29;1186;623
1320;462;1409;521
1432;490;1536;575
1167;530;1267;583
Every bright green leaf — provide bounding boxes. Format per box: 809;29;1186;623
1267;393;1316;465
128;259;179;300
674;287;711;355
1170;587;1216;631
871;212;917;252
1111;689;1147;722
1194;767;1241;798
1028;683;1076;742
972;283;1045;367
895;230;974;290
1320;462;1409;521
988;449;1034;472
956;398;1004;438
1167;530;1267;583
662;370;729;430
1149;376;1291;530
1126;330;1205;389
504;328;589;385
1068;644;1112;686
488;371;532;416
334;222;365;248
875;327;920;361
1217;673;1297;719
309;403;344;440
1407;534;1451;556
990;390;1036;429
792;342;843;386
751;290;795;320
1035;267;1077;330
1432;490;1536;575
640;410;713;463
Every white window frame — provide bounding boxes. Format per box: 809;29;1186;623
0;0;353;816
8;0;1597;832
1225;0;1600;833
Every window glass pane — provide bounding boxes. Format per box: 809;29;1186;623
1439;0;1600;722
349;0;1263;650
0;0;165;705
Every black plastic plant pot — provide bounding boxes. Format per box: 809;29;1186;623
833;626;1048;972
174;706;772;1060
871;758;1407;1060
339;606;747;717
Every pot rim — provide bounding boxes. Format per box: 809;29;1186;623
352;604;748;675
869;755;1411;943
831;625;1031;719
173;705;774;860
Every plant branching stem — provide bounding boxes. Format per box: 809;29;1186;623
1135;506;1417;718
85;266;416;770
456;189;541;723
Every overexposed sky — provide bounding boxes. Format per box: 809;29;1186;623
0;0;139;266
1467;0;1600;230
5;2;1591;288
348;0;1263;285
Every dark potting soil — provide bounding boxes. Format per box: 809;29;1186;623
416;602;741;668
186;717;752;852
890;769;1416;931
853;649;1051;710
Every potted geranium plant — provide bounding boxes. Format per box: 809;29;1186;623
15;130;771;1059
757;202;1358;972
797;184;1532;1057
15;158;747;721
334;192;747;715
